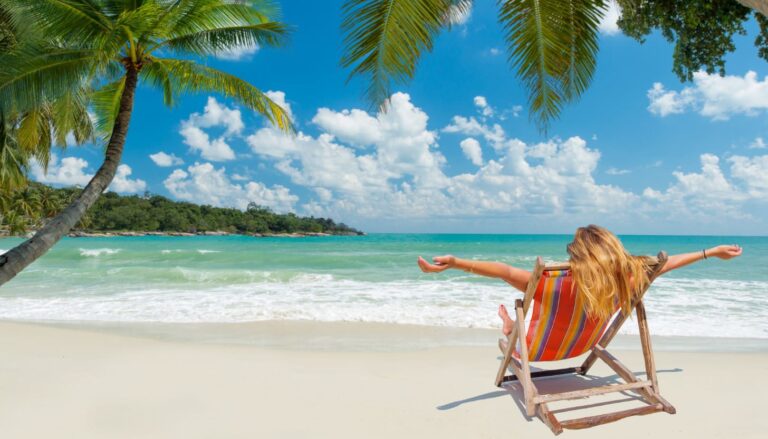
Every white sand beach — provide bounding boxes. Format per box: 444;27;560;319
0;320;765;438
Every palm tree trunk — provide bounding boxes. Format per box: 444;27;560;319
735;0;768;17
0;67;138;287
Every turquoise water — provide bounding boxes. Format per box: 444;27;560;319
0;234;766;339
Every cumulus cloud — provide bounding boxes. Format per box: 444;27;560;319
728;154;768;198
215;43;259;61
641;154;749;216
109;165;147;194
164;162;297;212
473;96;494;117
31;154;92;187
149;151;184;167
443;115;506;148
598;1;621;36
244;93;645;222
31;155;145;193
180;97;244;161
749;137;766;149
460;138;483;166
648;71;768;120
312;108;381;146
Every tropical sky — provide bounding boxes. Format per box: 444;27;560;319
32;1;768;235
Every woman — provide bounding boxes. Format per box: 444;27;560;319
417;225;742;336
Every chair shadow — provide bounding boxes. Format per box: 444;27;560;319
437;366;683;420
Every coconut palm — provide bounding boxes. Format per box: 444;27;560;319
340;0;607;130
0;0;293;286
0;6;96;194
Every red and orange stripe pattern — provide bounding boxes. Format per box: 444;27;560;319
522;269;612;362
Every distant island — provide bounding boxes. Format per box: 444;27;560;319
0;183;363;238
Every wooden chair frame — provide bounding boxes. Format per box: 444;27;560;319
494;252;676;434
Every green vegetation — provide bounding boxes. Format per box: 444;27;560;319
0;183;362;236
341;0;604;131
617;0;768;82
340;0;768;132
0;1;294;284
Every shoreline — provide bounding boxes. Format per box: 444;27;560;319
4;319;767;353
0;320;765;438
1;230;366;239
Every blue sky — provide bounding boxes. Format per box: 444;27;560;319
32;1;768;235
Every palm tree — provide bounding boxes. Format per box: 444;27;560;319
0;0;293;286
340;0;607;130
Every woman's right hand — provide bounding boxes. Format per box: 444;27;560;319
417;255;456;273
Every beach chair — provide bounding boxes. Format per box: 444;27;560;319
494;252;675;434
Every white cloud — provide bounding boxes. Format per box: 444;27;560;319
149;151;184;167
31;154;92;187
460;138;483;166
245;93;643;222
265;90;294;121
489;48;500;56
642;154;747;215
473;96;494;117
109;164;146;194
606;167;630;175
443;115;506;148
749;137;766;149
31;155;145;194
599;1;621;36
215;43;259;61
164;162;297;212
312;108;381;146
728;154;768;198
180;97;244;161
647;82;695;116
648;71;768;120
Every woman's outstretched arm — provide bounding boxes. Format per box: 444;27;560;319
659;244;742;275
417;255;532;292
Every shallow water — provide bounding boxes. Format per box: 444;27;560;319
0;234;766;339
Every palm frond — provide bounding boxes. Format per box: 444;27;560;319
5;0;112;45
0;111;30;193
164;0;281;40
139;56;175;106
0;45;98;112
50;87;95;146
91;76;126;138
146;56;293;132
340;0;456;107
16;106;52;162
560;0;603;101
157;22;287;56
499;0;569;132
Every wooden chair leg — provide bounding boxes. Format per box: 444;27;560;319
537;402;563;435
495;324;519;386
515;299;537;417
636;301;658;390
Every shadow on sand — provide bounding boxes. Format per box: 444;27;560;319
436;367;683;420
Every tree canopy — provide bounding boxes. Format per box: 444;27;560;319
617;0;768;82
0;182;362;236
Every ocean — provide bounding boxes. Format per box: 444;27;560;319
0;234;766;340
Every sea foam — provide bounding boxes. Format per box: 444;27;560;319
79;248;121;257
0;274;765;339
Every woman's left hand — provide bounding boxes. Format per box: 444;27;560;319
417;255;455;273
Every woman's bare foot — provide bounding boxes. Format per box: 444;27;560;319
498;304;514;336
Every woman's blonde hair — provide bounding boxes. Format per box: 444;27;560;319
567;225;649;320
